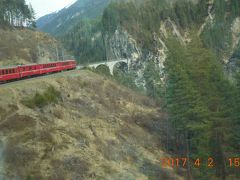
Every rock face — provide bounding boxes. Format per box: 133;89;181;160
0;70;183;179
227;17;240;76
104;6;240;83
104;19;185;87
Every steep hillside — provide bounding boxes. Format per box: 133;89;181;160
0;70;183;179
0;29;66;66
33;1;240;179
37;0;110;36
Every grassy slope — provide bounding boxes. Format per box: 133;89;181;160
0;70;183;179
0;29;62;66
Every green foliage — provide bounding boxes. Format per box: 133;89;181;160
230;72;240;153
102;3;121;34
22;86;61;108
0;0;35;27
201;0;240;58
143;60;163;100
61;18;106;64
164;37;238;178
37;0;109;36
102;0;207;51
113;69;138;90
61;0;208;64
88;64;138;91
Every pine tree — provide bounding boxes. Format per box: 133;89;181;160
143;60;162;99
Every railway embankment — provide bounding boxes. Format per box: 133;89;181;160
0;70;183;179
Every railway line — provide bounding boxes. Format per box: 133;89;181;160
0;69;81;87
0;60;77;85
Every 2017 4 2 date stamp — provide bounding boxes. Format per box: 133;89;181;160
159;157;240;168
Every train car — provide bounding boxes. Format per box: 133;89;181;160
19;64;41;78
0;66;20;82
58;60;76;71
0;60;77;83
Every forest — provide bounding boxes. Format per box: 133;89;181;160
0;0;35;27
98;0;240;179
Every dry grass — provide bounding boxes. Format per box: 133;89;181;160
0;114;36;132
5;144;37;167
0;29;61;66
0;70;182;179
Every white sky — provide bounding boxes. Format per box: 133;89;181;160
26;0;76;18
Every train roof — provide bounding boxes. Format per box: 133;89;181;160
0;60;76;70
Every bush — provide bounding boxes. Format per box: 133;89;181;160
22;86;61;108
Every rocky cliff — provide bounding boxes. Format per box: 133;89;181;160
103;0;240;84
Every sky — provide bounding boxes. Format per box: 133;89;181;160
26;0;76;18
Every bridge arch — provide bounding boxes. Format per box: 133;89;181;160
95;64;111;76
87;59;130;75
112;61;128;76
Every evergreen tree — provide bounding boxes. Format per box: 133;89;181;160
0;0;35;27
143;60;163;99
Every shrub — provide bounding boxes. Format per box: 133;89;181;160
22;86;61;108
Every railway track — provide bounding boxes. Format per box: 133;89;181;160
0;69;81;87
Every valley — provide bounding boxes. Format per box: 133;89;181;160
0;0;240;179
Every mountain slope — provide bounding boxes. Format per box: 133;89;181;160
0;29;65;66
37;0;110;36
0;70;183;179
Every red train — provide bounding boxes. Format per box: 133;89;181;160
0;60;77;83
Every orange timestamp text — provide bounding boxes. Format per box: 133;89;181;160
160;157;240;168
159;157;215;168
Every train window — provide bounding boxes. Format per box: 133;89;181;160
0;70;2;75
